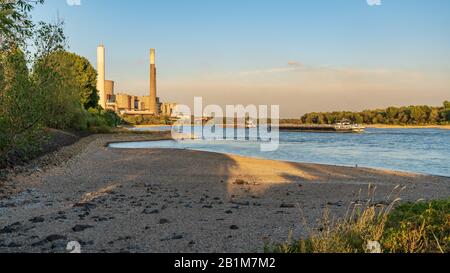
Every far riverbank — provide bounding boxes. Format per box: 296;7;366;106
366;124;450;130
126;124;450;130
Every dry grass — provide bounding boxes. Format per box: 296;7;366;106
268;184;450;253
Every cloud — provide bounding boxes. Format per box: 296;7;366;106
239;61;304;76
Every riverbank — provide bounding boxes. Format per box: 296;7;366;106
1;133;449;253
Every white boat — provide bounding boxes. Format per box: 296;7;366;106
334;119;365;133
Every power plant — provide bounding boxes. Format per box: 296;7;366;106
96;45;177;117
96;44;106;110
149;48;158;114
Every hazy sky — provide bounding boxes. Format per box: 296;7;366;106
32;0;450;117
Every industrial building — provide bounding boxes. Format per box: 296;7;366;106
96;44;177;117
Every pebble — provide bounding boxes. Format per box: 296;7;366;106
72;225;94;232
29;217;45;223
159;219;170;224
46;234;67;242
142;209;159;214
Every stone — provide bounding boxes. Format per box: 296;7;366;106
29;217;45;223
327;201;343;207
280;203;295;208
171;234;184;240
0;222;21;234
46;235;67;242
142;208;159;214
159;219;170;224
72;225;94;232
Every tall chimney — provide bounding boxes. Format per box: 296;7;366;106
97;44;106;109
149;48;158;115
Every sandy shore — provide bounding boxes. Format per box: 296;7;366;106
0;133;449;253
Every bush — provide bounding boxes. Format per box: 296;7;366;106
382;200;450;253
122;114;173;126
267;194;450;253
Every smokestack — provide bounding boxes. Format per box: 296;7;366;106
150;48;158;115
97;44;106;109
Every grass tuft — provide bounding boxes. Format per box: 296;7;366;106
267;185;450;253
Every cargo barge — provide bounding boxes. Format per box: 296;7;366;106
279;120;365;133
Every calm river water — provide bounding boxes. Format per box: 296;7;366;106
110;128;450;177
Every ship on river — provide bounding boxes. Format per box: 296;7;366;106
279;119;365;133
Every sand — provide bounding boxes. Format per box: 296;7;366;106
0;133;449;253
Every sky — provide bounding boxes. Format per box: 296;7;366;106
31;0;450;117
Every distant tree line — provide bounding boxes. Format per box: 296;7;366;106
289;102;450;126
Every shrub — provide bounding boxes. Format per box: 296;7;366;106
382;200;450;253
267;188;450;253
122;114;173;126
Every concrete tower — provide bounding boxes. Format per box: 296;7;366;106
149;48;158;115
97;45;106;109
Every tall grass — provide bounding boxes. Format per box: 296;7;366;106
267;185;449;253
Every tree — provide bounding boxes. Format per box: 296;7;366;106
444;101;450;109
297;102;448;126
0;0;44;49
0;46;43;166
354;113;364;124
441;101;450;123
38;51;99;110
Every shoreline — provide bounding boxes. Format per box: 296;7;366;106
126;124;450;130
1;133;449;253
365;124;450;130
108;139;449;179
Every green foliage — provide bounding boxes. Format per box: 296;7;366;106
297;103;450;125
38;51;99;109
0;47;44;167
122;114;173;126
382;200;450;253
268;199;450;253
0;1;118;168
0;0;44;49
32;52;81;130
441;101;450;124
70;108;122;133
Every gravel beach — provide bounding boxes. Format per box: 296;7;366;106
0;133;449;253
